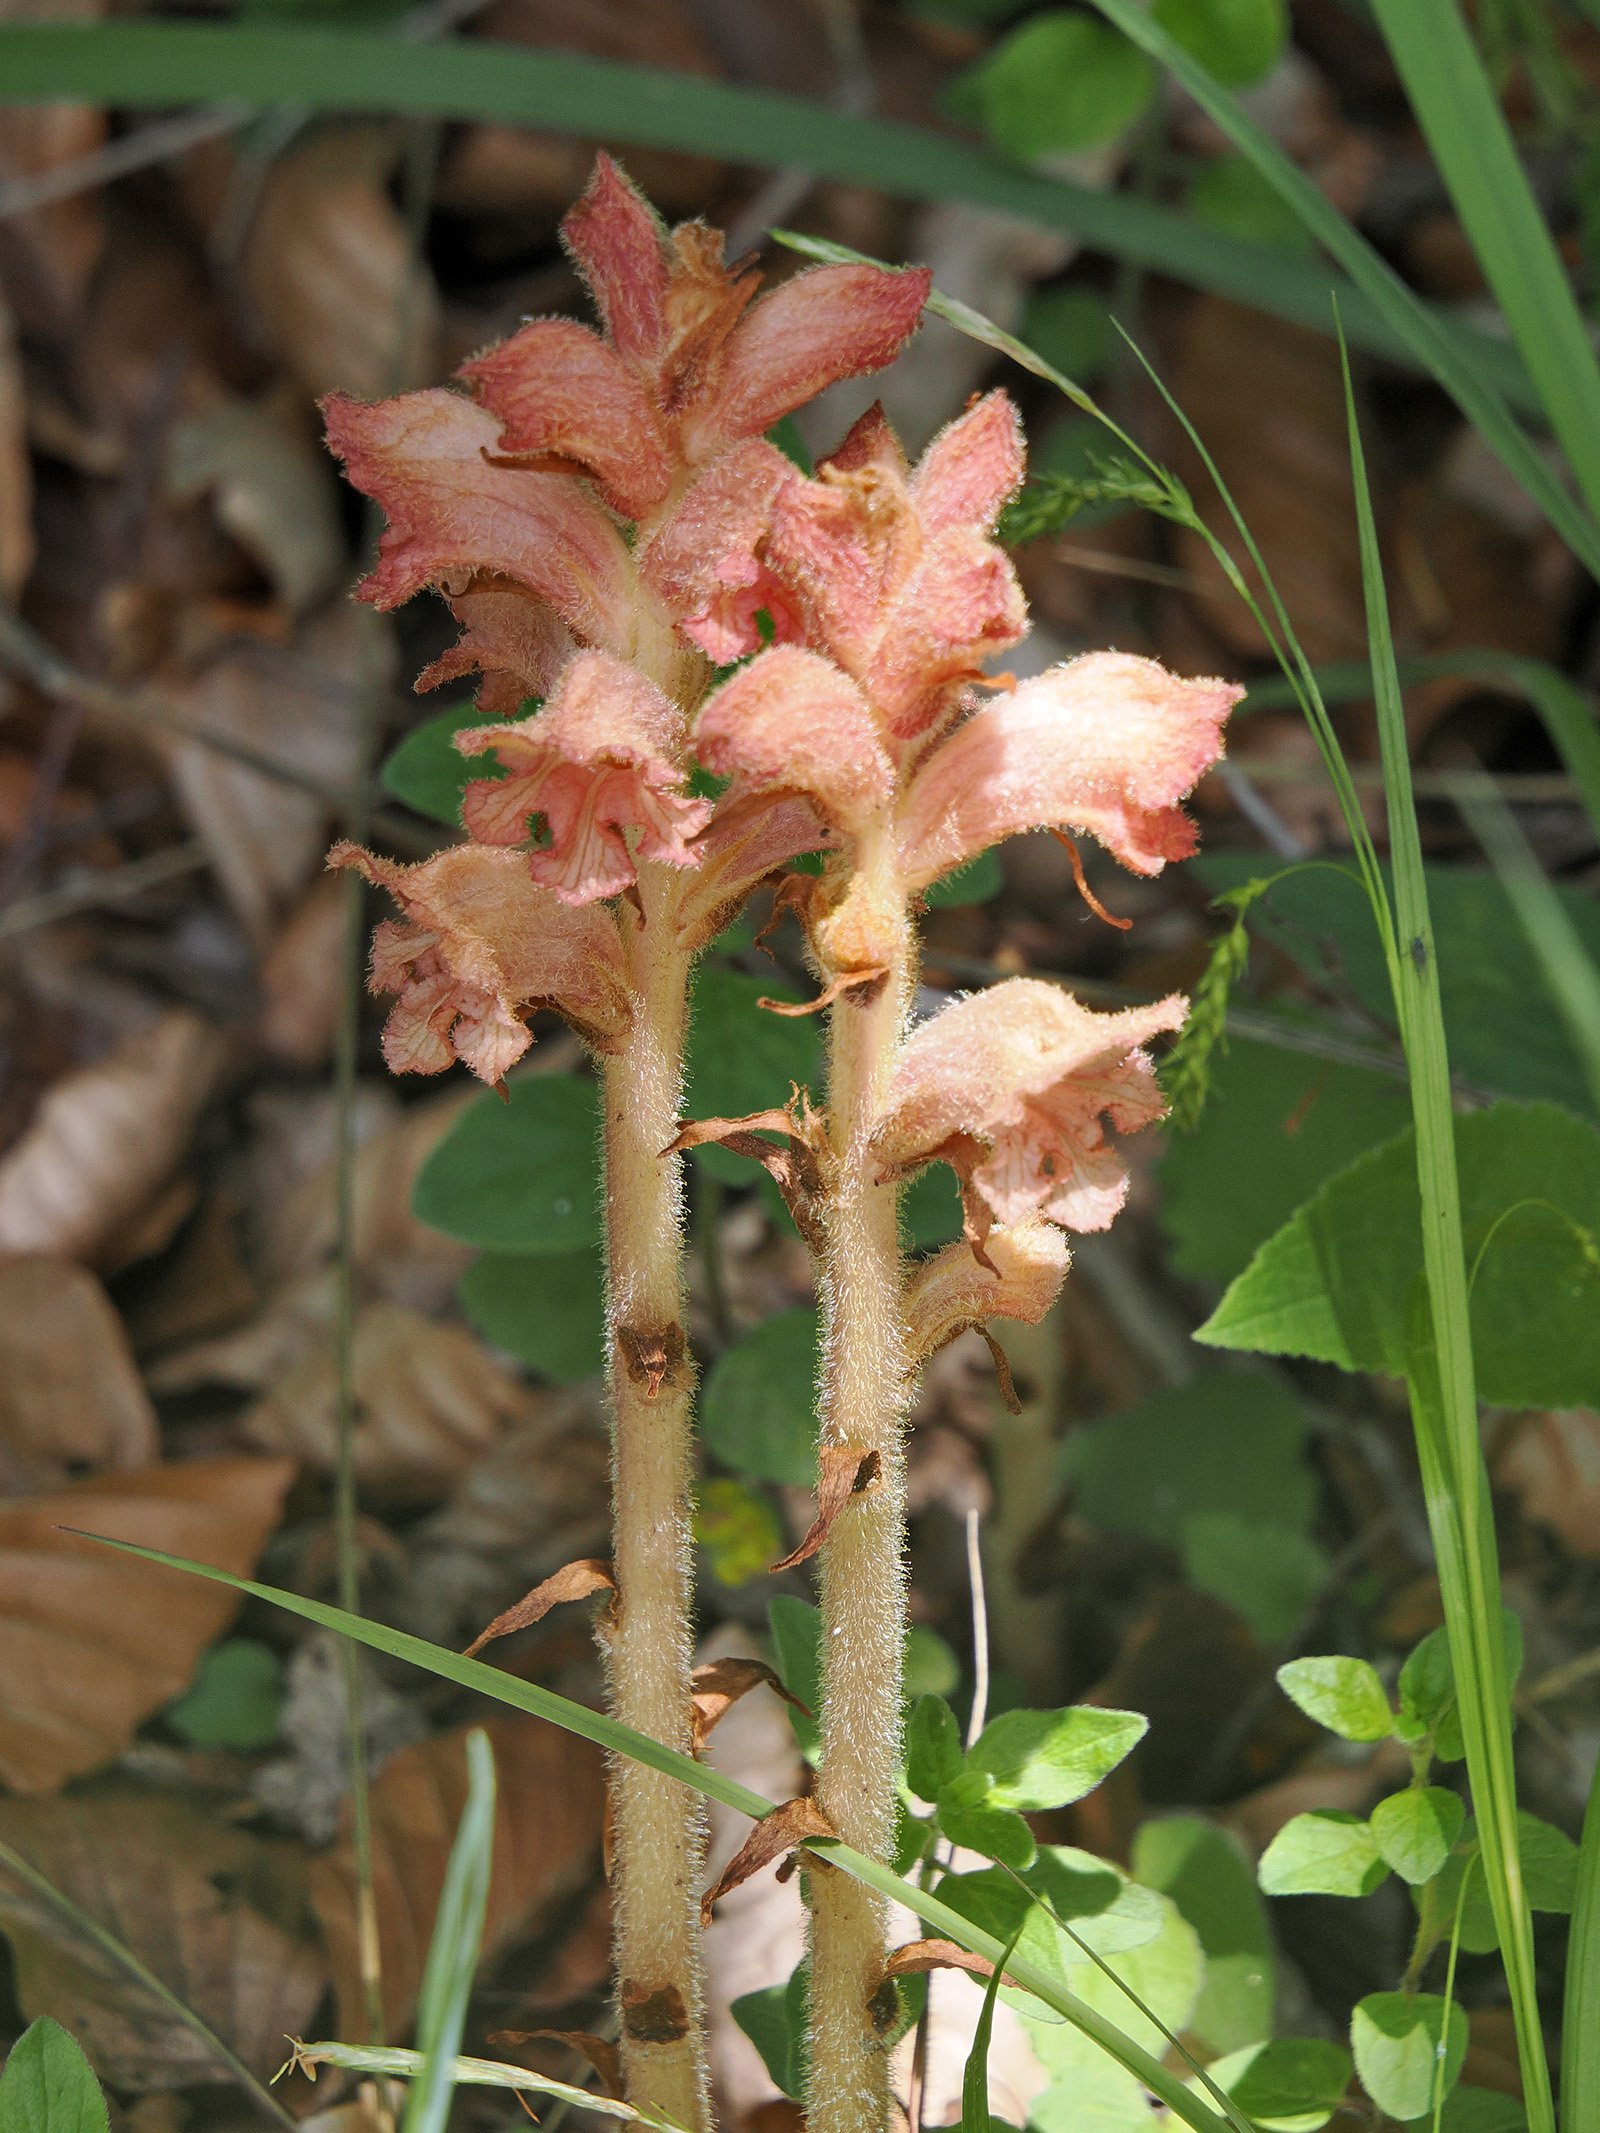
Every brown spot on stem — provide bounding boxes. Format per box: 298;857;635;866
690;1656;811;1752
770;1447;881;1572
616;1320;688;1398
700;1796;836;1924
867;1977;901;2036
462;1558;616;1658
620;1981;690;2045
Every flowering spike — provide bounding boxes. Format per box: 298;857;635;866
896;651;1241;889
328;841;630;1080
695;646;894;830
414;583;573;720
561;152;673;369
873;980;1187;1236
458;653;712;903
910;390;1025;537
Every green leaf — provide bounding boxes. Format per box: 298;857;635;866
1188;155;1313;254
936;1794;1038;1871
902;1164;965;1248
1256;1811;1387;1899
413;1076;600;1254
963;1918;1020;2133
1061;1374;1316;1548
1193;2039;1353;2133
379;703;508;826
905;1626;961;1699
765;416;813;476
1197;1103;1600;1409
164;1638;284;1749
685;967;819;1186
1179;1512;1327;1645
1019;286;1115;386
906;1696;965;1803
458;1247;604;1381
1133;1816;1273;2054
967;1705;1147;1811
0;2021;109;2133
1196;854;1600;1119
924;847;1004;909
768;1596;822;1762
1406;2091;1528;2133
1276;1657;1394;1744
1351;1992;1467;2124
960;11;1155;160
702;1308;818;1487
1369;1787;1465;1887
1396;1611;1523;1766
694;1479;782;1587
1152;0;1286;86
1432;1813;1581;1954
731;1960;808;2103
404;1728;496;2133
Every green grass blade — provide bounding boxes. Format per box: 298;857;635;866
1087;0;1600;582
1563;1755;1600;2133
1366;0;1600;538
960;1923;1019;2133
403;1729;495;2133
1340;333;1554;2133
60;1531;1233;2133
1451;767;1600;1111
1238;649;1600;847
295;2043;681;2127
0;22;1539;414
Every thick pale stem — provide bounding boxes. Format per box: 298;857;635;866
808;851;916;2133
602;857;707;2131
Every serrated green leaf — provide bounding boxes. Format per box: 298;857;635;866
412;1076;600;1254
0;2021;109;2133
1276;1657;1394;1743
1196;1103;1600;1409
1257;1811;1387;1899
1133;1816;1273;2054
1180;1511;1327;1644
1370;1787;1465;1887
379;702;509;826
906;1696;965;1804
936;1795;1038;1870
1351;1992;1467;2123
1397;1612;1523;1764
702;1308;818;1487
1430;1813;1581;1954
458;1247;604;1380
164;1638;283;1749
1193;2038;1352;2133
967;1705;1147;1811
1022;1893;1202;2123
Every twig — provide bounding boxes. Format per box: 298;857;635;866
0;840;209;939
0;103;249;222
963;1508;991;1752
0;1838;298;2129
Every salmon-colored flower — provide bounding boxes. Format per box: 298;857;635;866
902;1214;1070;1366
872;981;1187;1241
456;653;712;904
328;842;629;1082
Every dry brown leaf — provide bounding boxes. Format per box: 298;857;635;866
0;1009;229;1269
0;1455;294;1792
488;2029;624;2100
165;380;345;618
242;125;442;401
257;871;350;1070
882;1938;997;1982
166;603;378;944
690;1656;810;1751
699;1797;835;1926
771;1446;881;1572
0;1789;326;2090
240;1300;539;1497
1498;1408;1600;1557
0;1254;157;1486
121;1194;257;1358
463;1557;615;1658
0;0;106;338
310;1709;604;2038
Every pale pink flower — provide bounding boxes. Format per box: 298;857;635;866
902;1214;1070;1365
872;981;1187;1242
456;653;712;904
328;842;629;1083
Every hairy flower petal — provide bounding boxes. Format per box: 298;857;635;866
897;652;1240;887
903;1214;1070;1364
910;391;1025;538
640;437;796;654
680;263;932;463
873;980;1186;1234
560;153;672;370
459;651;711;902
676;790;833;952
415;581;573;720
864;529;1026;737
330;841;629;1078
695;646;894;830
461;318;674;520
322;389;634;652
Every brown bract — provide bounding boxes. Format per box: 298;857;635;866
462;1556;617;1658
771;1446;882;1572
699;1796;836;1926
690;1656;811;1752
0;1456;294;1794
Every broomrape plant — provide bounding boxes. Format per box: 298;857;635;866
324;157;1234;2133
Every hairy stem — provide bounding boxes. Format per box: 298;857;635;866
808;865;916;2133
601;859;707;2130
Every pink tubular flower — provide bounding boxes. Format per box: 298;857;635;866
902;1214;1071;1366
457;653;713;904
871;981;1188;1242
328;842;629;1082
